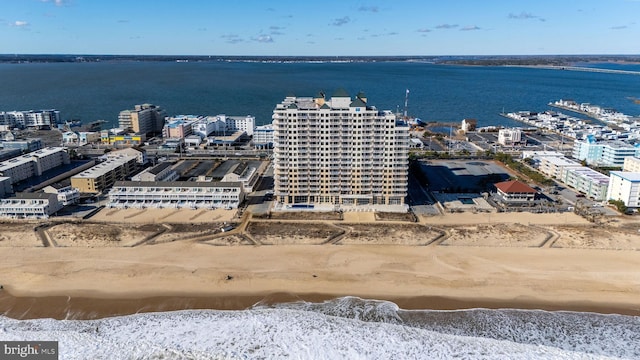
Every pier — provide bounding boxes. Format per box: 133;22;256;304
508;65;640;76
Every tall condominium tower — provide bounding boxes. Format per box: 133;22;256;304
272;89;409;210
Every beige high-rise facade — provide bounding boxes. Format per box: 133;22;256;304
118;104;166;135
272;90;409;210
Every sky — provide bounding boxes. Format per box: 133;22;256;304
2;0;640;56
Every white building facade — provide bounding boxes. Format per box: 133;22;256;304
0;110;60;129
497;128;523;146
108;181;244;209
573;140;640;167
272;90;409;210
560;166;610;201
253;124;274;148
623;157;640;172
607;171;640;208
0;193;63;219
0;147;70;185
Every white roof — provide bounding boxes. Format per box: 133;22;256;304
610;171;640;182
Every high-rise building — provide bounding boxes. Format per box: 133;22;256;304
272;90;409;210
118;104;166;135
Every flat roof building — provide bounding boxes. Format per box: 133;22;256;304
0;192;62;219
108;181;244;209
560;166;610;201
538;156;582;179
607;171;640;208
272;90;409;211
0;147;70;185
623;157;640;173
119;104;166;135
573;139;640;167
71;155;138;193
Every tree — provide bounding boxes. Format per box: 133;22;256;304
608;199;628;214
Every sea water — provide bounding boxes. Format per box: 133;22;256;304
1;297;638;359
1;61;639;128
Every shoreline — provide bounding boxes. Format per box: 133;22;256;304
2;240;640;320
2;290;639;321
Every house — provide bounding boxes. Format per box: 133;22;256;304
494;180;537;203
43;182;81;206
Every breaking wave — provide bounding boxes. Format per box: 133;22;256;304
1;296;639;359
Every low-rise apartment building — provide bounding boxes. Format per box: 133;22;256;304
0;147;70;185
538;156;582;179
71;155;138;193
623;157;640;172
573;139;640;167
607;171;640;208
0;192;62;219
560;166;610;200
108;181;244;209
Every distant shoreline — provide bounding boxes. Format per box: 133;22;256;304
1;54;640;65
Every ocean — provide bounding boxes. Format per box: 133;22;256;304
1;297;639;359
1;61;639;128
2;61;640;358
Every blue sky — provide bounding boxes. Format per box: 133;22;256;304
2;0;639;55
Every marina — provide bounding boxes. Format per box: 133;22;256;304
503;99;640;143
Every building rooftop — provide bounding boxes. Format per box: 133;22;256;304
0;147;66;171
494;180;537;194
232;162;248;176
73;155;137;179
611;171;640;182
113;180;242;188
541;156;582;166
148;162;173;175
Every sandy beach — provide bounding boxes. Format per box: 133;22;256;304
2;208;640;320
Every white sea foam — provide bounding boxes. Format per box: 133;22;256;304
1;297;638;359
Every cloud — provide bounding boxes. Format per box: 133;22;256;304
508;12;546;22
269;26;285;35
253;34;274;43
436;24;458;29
610;25;628;30
460;25;481;31
416;28;431;33
12;20;30;27
331;16;351;26
117;19;129;23
41;0;68;7
221;34;244;44
358;5;379;13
